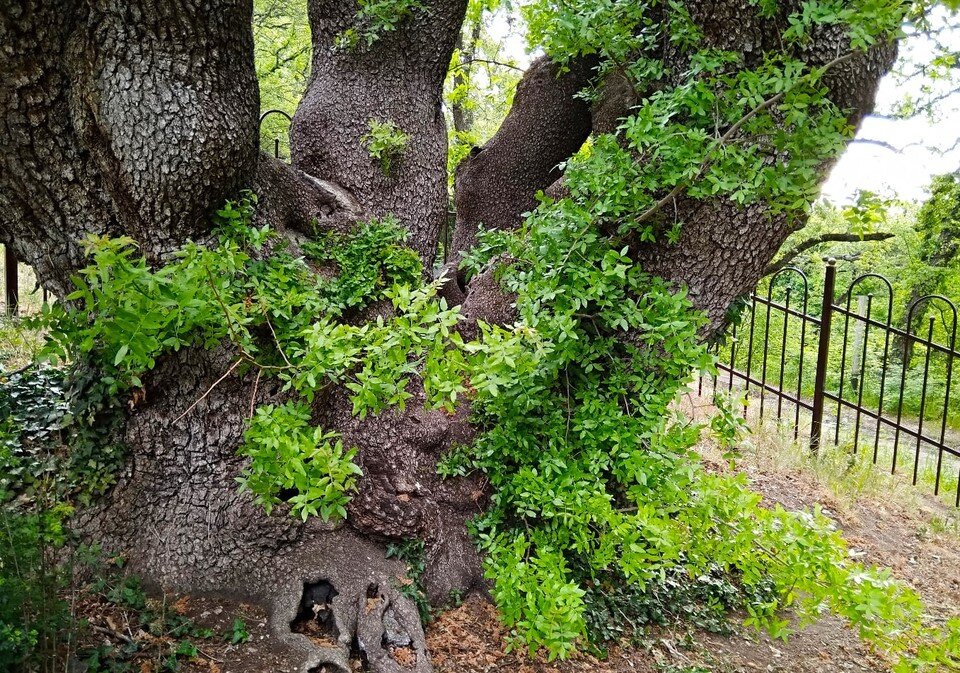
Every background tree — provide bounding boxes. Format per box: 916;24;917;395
901;171;960;363
4;2;957;672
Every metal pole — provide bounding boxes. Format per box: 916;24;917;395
4;245;18;317
810;258;837;453
850;294;869;393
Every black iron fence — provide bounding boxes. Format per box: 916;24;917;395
700;259;960;506
0;245;49;317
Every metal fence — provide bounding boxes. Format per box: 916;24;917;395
700;259;960;506
0;245;49;317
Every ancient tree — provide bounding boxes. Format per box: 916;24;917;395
0;1;926;671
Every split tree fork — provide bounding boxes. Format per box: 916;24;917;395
0;1;895;671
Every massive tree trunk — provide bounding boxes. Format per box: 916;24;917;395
0;1;899;671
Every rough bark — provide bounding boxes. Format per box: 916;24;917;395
451;56;596;283
0;0;259;292
290;0;468;264
254;153;364;236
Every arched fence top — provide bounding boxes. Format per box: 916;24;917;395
766;266;810;310
259;109;293;125
840;273;895;327
906;294;959;349
258;110;293;160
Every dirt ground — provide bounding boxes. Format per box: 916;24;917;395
75;410;960;673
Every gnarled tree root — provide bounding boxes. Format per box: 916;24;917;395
266;529;432;673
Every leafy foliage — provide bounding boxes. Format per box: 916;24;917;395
581;564;776;649
301;216;422;310
912;171;960;297
710;390;750;458
238;402;361;521
520;0;908;235
362;119;411;175
337;0;426;50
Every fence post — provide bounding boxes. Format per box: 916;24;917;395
810;258;836;453
4;245;18;317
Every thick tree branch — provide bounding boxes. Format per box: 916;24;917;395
291;0;468;264
764;232;895;276
451;55;597;282
626;2;898;331
254;154;362;236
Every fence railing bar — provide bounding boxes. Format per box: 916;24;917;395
934;320;958;496
820;390;960;459
875;330;894;465
759;295;774;421
709;259;958;505
776;287;791;421
728;322;738;393
913;317;937;485
892;322;912;473
852;295;873;451
715;363;815;412
834;288;856;446
743;296;758;417
795;288;810;441
831;305;960;359
810;259;837;452
752;295;821;324
715;365;960;461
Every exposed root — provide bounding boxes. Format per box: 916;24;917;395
267;529;433;673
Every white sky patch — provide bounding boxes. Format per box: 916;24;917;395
823;10;960;204
822;114;960;203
